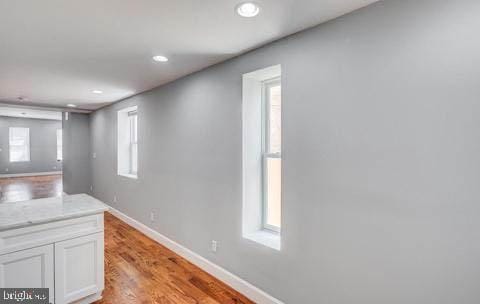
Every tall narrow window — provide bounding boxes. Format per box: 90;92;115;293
9;127;30;162
128;111;138;175
57;129;63;161
242;64;281;250
118;106;138;179
263;78;282;232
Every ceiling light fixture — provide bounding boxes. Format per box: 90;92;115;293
92;90;103;94
153;55;168;62
67;104;77;108
236;2;260;18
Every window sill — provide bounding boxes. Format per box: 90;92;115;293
118;173;138;180
244;229;281;251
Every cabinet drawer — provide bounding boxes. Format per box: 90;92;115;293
0;214;104;255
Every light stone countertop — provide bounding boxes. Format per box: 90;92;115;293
0;194;109;231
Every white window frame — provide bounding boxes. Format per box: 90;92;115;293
57;129;63;161
262;77;281;233
117;105;138;179
242;64;281;250
128;111;138;176
9;127;31;163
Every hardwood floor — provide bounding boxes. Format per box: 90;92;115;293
0;174;63;203
97;212;255;304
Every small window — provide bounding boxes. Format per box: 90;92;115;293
128;111;138;175
57;129;63;161
9;127;30;162
262;78;282;232
117;106;138;179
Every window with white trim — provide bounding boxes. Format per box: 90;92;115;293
117;106;138;179
9;127;30;162
128;111;138;175
57;129;63;161
262;78;282;232
242;65;282;250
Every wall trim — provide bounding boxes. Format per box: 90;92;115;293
107;206;285;304
0;171;62;178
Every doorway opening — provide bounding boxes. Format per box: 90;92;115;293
0;106;63;203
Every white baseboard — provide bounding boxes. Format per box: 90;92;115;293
0;171;62;178
108;206;284;304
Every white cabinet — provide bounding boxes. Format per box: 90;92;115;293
0;213;105;304
0;244;55;304
55;233;104;304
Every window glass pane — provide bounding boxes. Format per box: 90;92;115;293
57;129;63;161
266;157;282;228
10;146;27;162
9;127;30;162
131;143;138;174
268;84;281;154
10;128;28;144
118;106;138;178
263;81;282;230
129;114;138;174
57;129;62;145
132;115;138;143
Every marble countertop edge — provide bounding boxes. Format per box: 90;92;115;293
0;194;110;232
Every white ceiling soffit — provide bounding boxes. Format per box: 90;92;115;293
0;106;62;121
0;0;378;110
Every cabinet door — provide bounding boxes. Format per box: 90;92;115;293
0;244;55;304
55;233;104;304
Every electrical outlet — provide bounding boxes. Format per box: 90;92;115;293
90;185;93;191
92;152;97;159
113;196;117;203
150;212;155;222
211;240;218;253
5;168;8;172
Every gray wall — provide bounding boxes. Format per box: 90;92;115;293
89;1;480;303
0;116;62;175
63;113;92;194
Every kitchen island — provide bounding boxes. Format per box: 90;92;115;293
0;194;108;304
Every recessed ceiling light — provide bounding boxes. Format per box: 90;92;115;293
236;2;260;18
67;104;77;108
152;55;168;62
92;90;103;94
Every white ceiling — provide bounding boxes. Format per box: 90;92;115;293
0;0;377;110
0;106;62;120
